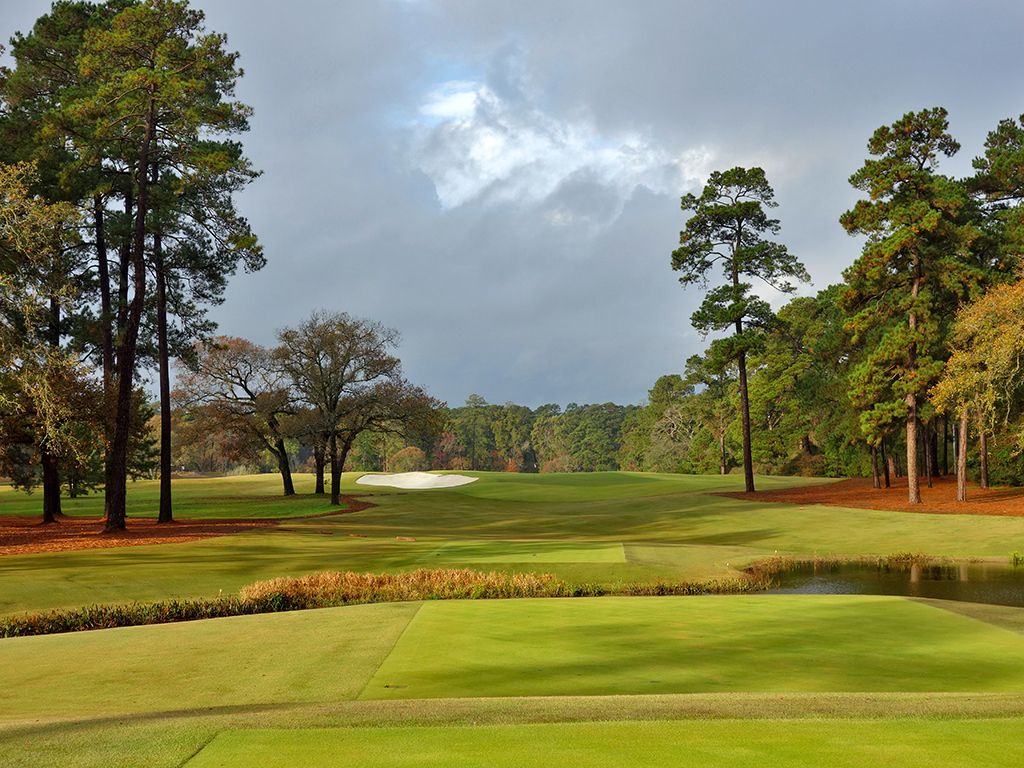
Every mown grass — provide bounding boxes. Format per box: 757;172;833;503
0;602;419;720
5;596;1024;767
4;471;1024;617
5;472;1024;767
360;596;1024;699
7;695;1024;768
186;719;1024;768
5;595;1024;722
0;473;338;519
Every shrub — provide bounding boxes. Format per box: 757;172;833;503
540;455;574;473
387;446;428;473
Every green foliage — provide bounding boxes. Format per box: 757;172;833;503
673;167;808;295
388;446;428;473
672;166;808;343
841;108;990;443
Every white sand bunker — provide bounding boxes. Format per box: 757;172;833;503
355;471;478;490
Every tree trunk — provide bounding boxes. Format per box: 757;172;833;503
41;448;62;524
870;444;880;489
105;99;156;533
104;190;131;522
155;212;173;523
737;348;755;493
929;421;940;477
719;432;727;475
905;396;921;503
979;423;989;490
336;437;356;501
94;196;116;518
40;295;63;523
314;442;325;494
329;432;341;506
94;196;113;384
880;438;891;488
115;192;132;356
923;419;933;489
274;436;295;496
955;411;968;502
942;415;949;476
905;263;921;504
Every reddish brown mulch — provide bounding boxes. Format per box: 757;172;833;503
0;495;374;556
720;475;1024;516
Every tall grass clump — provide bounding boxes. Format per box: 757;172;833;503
619;575;774;596
0;568;777;638
0;569;600;637
239;568;593;608
0;598;258;637
747;552;938;580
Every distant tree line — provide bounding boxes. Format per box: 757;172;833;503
173;391;638;477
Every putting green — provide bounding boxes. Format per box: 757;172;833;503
361;595;1024;699
186;720;1024;767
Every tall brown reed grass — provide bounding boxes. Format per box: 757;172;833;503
1;567;773;638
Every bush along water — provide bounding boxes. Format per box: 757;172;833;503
0;567;767;638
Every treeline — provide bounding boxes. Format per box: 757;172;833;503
351;397;637;474
173;392;637;476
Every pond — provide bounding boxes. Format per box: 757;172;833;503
765;561;1024;607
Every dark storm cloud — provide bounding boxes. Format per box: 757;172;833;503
4;0;1024;406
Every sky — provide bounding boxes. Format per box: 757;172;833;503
3;0;1024;408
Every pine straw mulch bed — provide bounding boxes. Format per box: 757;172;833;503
719;475;1024;516
0;495;374;557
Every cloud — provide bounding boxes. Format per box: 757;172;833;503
411;78;713;216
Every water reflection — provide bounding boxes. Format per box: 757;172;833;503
766;561;1024;607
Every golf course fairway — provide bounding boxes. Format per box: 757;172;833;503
186;720;1024;767
5;472;1024;767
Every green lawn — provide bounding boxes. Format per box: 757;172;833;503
0;473;337;519
361;596;1024;699
186;720;1024;768
5;471;1024;767
0;602;418;720
9;595;1024;722
3;471;1024;616
4;595;1024;767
